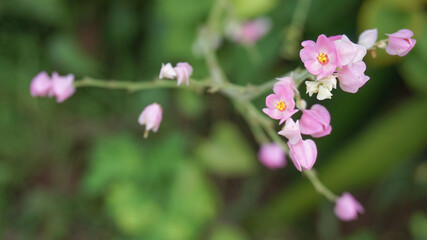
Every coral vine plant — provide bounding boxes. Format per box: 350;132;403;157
30;3;416;223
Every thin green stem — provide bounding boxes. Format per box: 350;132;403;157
303;169;338;202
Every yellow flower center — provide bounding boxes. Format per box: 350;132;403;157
316;52;329;65
276;101;286;111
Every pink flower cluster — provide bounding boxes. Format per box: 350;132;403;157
30;71;76;103
231;18;271;45
159;62;193;86
260;77;332;171
300;29;416;95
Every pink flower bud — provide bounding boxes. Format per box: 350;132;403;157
50;72;75;103
234;18;271;45
288;139;317;171
174;62;193;86
334;192;364;221
299;104;332;138
333;35;366;66
358;28;377;49
159;63;177;79
300;34;339;80
386;29;416;57
337;61;370;93
138;103;162;138
30;71;52;97
258;143;286;169
278;118;302;144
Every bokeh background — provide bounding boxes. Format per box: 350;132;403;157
1;0;427;239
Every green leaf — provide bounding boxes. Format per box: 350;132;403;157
231;0;278;19
106;182;162;235
209;224;248;240
195;121;257;177
168;162;217;225
83;134;144;195
409;212;427;240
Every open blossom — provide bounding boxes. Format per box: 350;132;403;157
300;34;339;79
232;18;271;45
50;72;75;103
386;29;416;57
334;192;364;221
30;71;51;97
278;119;317;171
333;35;366;66
159;63;177;79
337;61;370;93
258;143;286;169
299;104;332;138
358;28;378;49
138;103;162;138
174;62;193;86
263;77;298;124
305;75;337;100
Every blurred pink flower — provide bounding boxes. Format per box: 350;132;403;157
233;18;271;45
288;138;317;171
300;34;339;79
30;71;51;97
386;29;416;57
174;62;193;86
159;63;177;79
50;72;75;103
258;143;286;169
358;28;377;49
263;79;298;124
138;103;163;138
299;104;332;138
333;35;366;66
334;192;364;221
337;61;370;93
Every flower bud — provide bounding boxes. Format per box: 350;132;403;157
174;62;193;86
50;72;75;103
337;61;370;93
334;192;364;221
30;71;51;97
299;104;332;138
358;28;377;49
159;63;177;79
258;143;286;169
138;103;163;138
278;118;302;144
386;29;416;57
288;139;317;171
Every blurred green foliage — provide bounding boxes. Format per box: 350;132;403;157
0;0;426;239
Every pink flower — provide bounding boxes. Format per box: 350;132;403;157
159;63;177;79
299;104;332;138
263;78;298;124
386;29;416;57
278;118;302;144
50;72;75;103
234;18;271;45
337;61;370;93
300;34;339;79
30;71;51;97
278;119;317;171
138;103;163;138
358;28;377;49
174;62;193;86
288;139;317;171
334;192;364;221
258;143;286;169
333;35;366;66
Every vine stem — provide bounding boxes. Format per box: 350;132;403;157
303;169;338;202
